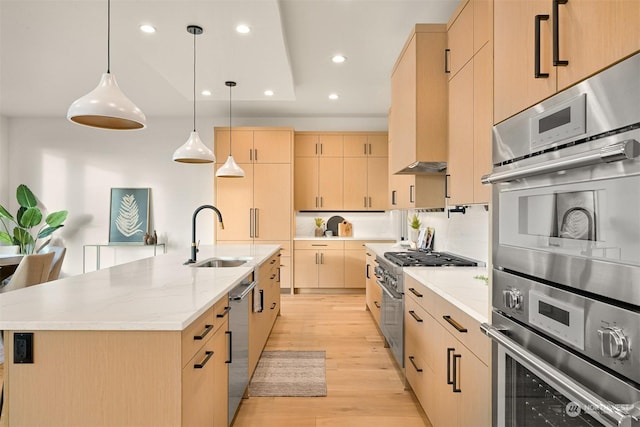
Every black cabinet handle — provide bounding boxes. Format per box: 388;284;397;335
194;324;213;340
535;14;550;78
216;306;231;318
453;354;462;392
443;315;468;333
409;356;423;372
444;48;451;74
225;331;232;364
446;347;455;385
374;301;380;309
259;289;264;313
408;287;423;298
553;0;569;66
194;350;214;369
445;174;451;199
270;302;277;310
366;264;371;279
409;310;423;323
277;267;281;283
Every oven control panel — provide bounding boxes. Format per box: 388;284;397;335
598;326;630;360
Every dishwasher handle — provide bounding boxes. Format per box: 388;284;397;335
230;280;257;301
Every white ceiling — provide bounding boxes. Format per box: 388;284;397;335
0;0;460;120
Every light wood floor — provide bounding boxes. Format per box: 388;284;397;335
0;294;430;427
233;293;431;427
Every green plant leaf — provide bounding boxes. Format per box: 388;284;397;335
16;184;37;208
14;228;34;246
0;204;14;221
46;210;68;227
38;225;63;239
0;231;12;244
18;207;42;228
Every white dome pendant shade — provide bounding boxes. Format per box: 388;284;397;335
173;25;215;163
67;73;146;130
67;0;146;130
216;81;245;178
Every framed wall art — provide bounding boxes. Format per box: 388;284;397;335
109;188;150;243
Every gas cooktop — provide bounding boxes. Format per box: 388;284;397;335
383;250;478;267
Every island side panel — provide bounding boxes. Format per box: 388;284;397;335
4;330;182;427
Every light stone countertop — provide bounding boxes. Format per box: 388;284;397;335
294;236;396;241
365;242;489;324
404;267;490;324
0;244;279;331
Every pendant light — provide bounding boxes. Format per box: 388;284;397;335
67;0;146;130
216;81;245;177
172;25;215;163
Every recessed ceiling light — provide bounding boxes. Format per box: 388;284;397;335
139;24;156;34
201;90;211;96
264;90;274;96
329;93;339;100
331;55;347;63
236;24;251;34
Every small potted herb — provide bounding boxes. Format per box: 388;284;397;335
314;217;325;237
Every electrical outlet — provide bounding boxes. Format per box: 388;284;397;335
14;332;33;363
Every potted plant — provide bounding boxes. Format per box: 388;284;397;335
408;213;421;243
314;217;325;237
0;184;68;254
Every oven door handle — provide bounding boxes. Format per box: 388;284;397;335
376;280;403;301
481;139;640;185
481;323;636;427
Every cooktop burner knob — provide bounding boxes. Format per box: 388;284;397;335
502;289;523;310
598;327;629;360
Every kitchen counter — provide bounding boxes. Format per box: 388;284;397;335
405;267;489;324
0;244;279;331
365;242;489;324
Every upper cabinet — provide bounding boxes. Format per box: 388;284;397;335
446;0;493;205
216;128;291;163
388;25;448;210
389;24;448;175
295;132;388;211
494;0;640;124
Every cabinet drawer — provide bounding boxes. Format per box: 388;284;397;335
405;296;437;368
366;280;382;326
294;240;344;250
405;277;434;314
429;289;489;365
344;240;366;250
182;307;216;368
404;352;436;419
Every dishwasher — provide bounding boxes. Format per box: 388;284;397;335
227;271;256;425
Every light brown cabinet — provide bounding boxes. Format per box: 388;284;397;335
388;25;448;209
344;241;366;288
404;275;490;427
295;132;388;211
293;240;345;288
446;0;493;205
215;127;293;290
249;252;281;375
494;0;640;124
365;249;382;326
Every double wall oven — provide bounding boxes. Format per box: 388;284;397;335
482;52;640;426
374;250;479;368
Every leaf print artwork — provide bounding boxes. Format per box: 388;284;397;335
115;194;144;237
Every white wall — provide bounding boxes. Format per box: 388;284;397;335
7;115;386;276
0;116;8;206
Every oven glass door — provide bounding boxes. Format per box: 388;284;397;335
500;351;606;427
380;283;404;368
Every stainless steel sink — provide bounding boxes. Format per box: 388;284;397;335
191;257;252;268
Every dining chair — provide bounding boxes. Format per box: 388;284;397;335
0;252;54;293
39;246;67;282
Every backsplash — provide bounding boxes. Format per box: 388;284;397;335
295;211;397;239
412;205;489;264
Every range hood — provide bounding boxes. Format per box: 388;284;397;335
394;161;447;174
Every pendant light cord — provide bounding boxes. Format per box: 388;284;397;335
107;0;111;73
193;30;197;132
228;83;233;155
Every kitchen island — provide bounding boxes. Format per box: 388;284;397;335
0;244;280;427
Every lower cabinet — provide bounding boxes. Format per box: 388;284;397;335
404;275;490;427
249;252;281;376
293;240;345;288
365;249;382;325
